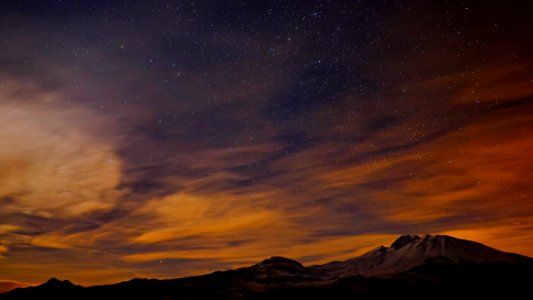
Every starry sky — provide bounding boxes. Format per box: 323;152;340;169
1;0;533;290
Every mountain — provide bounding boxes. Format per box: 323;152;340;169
0;278;83;300
311;234;531;278
1;234;532;300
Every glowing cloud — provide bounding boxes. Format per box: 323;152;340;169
0;83;123;218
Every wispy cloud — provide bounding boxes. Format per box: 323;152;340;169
0;81;125;219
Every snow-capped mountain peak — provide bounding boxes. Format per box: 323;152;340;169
311;234;530;278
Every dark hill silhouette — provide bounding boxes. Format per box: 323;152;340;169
1;234;532;300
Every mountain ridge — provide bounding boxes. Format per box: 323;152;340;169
2;234;532;299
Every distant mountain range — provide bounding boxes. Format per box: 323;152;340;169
1;234;532;299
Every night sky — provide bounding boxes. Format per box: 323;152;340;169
1;0;533;290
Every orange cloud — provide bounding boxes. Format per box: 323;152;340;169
451;62;533;104
379;104;533;221
122;233;399;268
131;193;282;244
0;225;20;235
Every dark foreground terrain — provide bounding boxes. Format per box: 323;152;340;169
2;234;532;300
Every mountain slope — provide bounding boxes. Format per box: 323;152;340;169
1;234;532;300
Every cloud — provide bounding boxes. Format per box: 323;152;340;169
0;225;20;235
0;81;124;218
371;103;533;224
121;233;399;267
387;61;533;106
450;62;533;104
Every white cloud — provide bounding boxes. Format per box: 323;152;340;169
0;82;124;218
